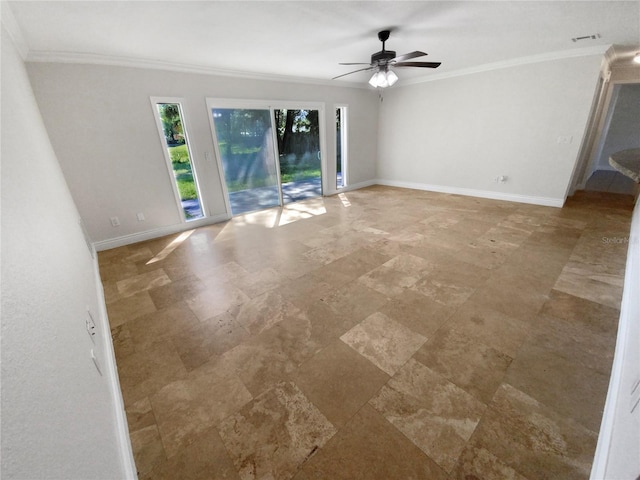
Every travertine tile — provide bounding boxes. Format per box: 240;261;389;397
186;284;250;321
411;275;476;307
505;313;614;431
116;339;188;405
125;396;156;432
106;290;157;328
234;290;304;335
357;264;421;296
452;445;528;480
231;267;285;298
147;274;206;310
369;358;486;473
553;260;624;309
222;315;324;396
445;301;530;357
218;381;336;480
415;326;512;404
170;313;250;371
322;282;390;324
150;358;252;457
294;404;448;480
116;268;172;297
130;424;166;477
340;312;426;376
293;340;389;428
111;301;201;357
140;426;240;480
378;289;455;338
540;289;620;335
466;383;598;480
99;187;631;479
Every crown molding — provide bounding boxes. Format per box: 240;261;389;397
23;44;613;90
399;45;612;86
1;1;29;59
25;49;370;90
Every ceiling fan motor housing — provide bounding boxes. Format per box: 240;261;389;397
371;50;396;66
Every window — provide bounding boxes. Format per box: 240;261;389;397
336;106;348;189
151;99;204;221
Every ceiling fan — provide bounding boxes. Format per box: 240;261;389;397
333;30;441;88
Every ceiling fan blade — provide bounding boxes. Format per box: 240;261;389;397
394;61;441;68
393;51;428;62
339;62;371;65
332;66;375;80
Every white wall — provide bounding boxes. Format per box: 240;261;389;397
377;55;603;205
1;26;133;479
26;62;379;245
595;83;640;170
591;197;640;479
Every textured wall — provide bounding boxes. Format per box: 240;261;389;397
27;63;379;244
377;55;602;204
1;25;130;479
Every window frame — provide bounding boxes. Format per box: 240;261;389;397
335;104;349;190
205;98;327;216
150;97;206;222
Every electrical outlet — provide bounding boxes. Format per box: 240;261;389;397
136;212;145;222
86;310;97;343
110;216;120;227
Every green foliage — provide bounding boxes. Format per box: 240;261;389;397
170;155;198;200
177;179;198;200
169;144;190;163
280;169;321;184
158;103;184;144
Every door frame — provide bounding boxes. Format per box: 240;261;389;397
205;98;327;217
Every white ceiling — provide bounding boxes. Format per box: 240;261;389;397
6;1;640;85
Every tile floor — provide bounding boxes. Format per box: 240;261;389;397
100;186;634;479
585;169;637;195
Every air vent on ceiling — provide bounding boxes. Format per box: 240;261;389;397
572;34;601;42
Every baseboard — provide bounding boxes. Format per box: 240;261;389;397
92;259;137;479
94;213;231;251
336;179;377;193
375;179;564;208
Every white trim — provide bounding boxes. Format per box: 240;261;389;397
149;97;207;222
1;1;29;59
400;45;611;86
205;99;327;215
92;260;137;479
93;213;229;251
339;179;377;192
25;50;369;89
376;179;564;207
24;45;611;90
591;197;640;479
334;104;349;191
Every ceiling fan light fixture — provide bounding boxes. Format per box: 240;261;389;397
369;68;398;88
386;69;398;86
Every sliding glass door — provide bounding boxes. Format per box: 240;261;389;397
274;109;322;205
211;108;280;215
208;100;324;216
